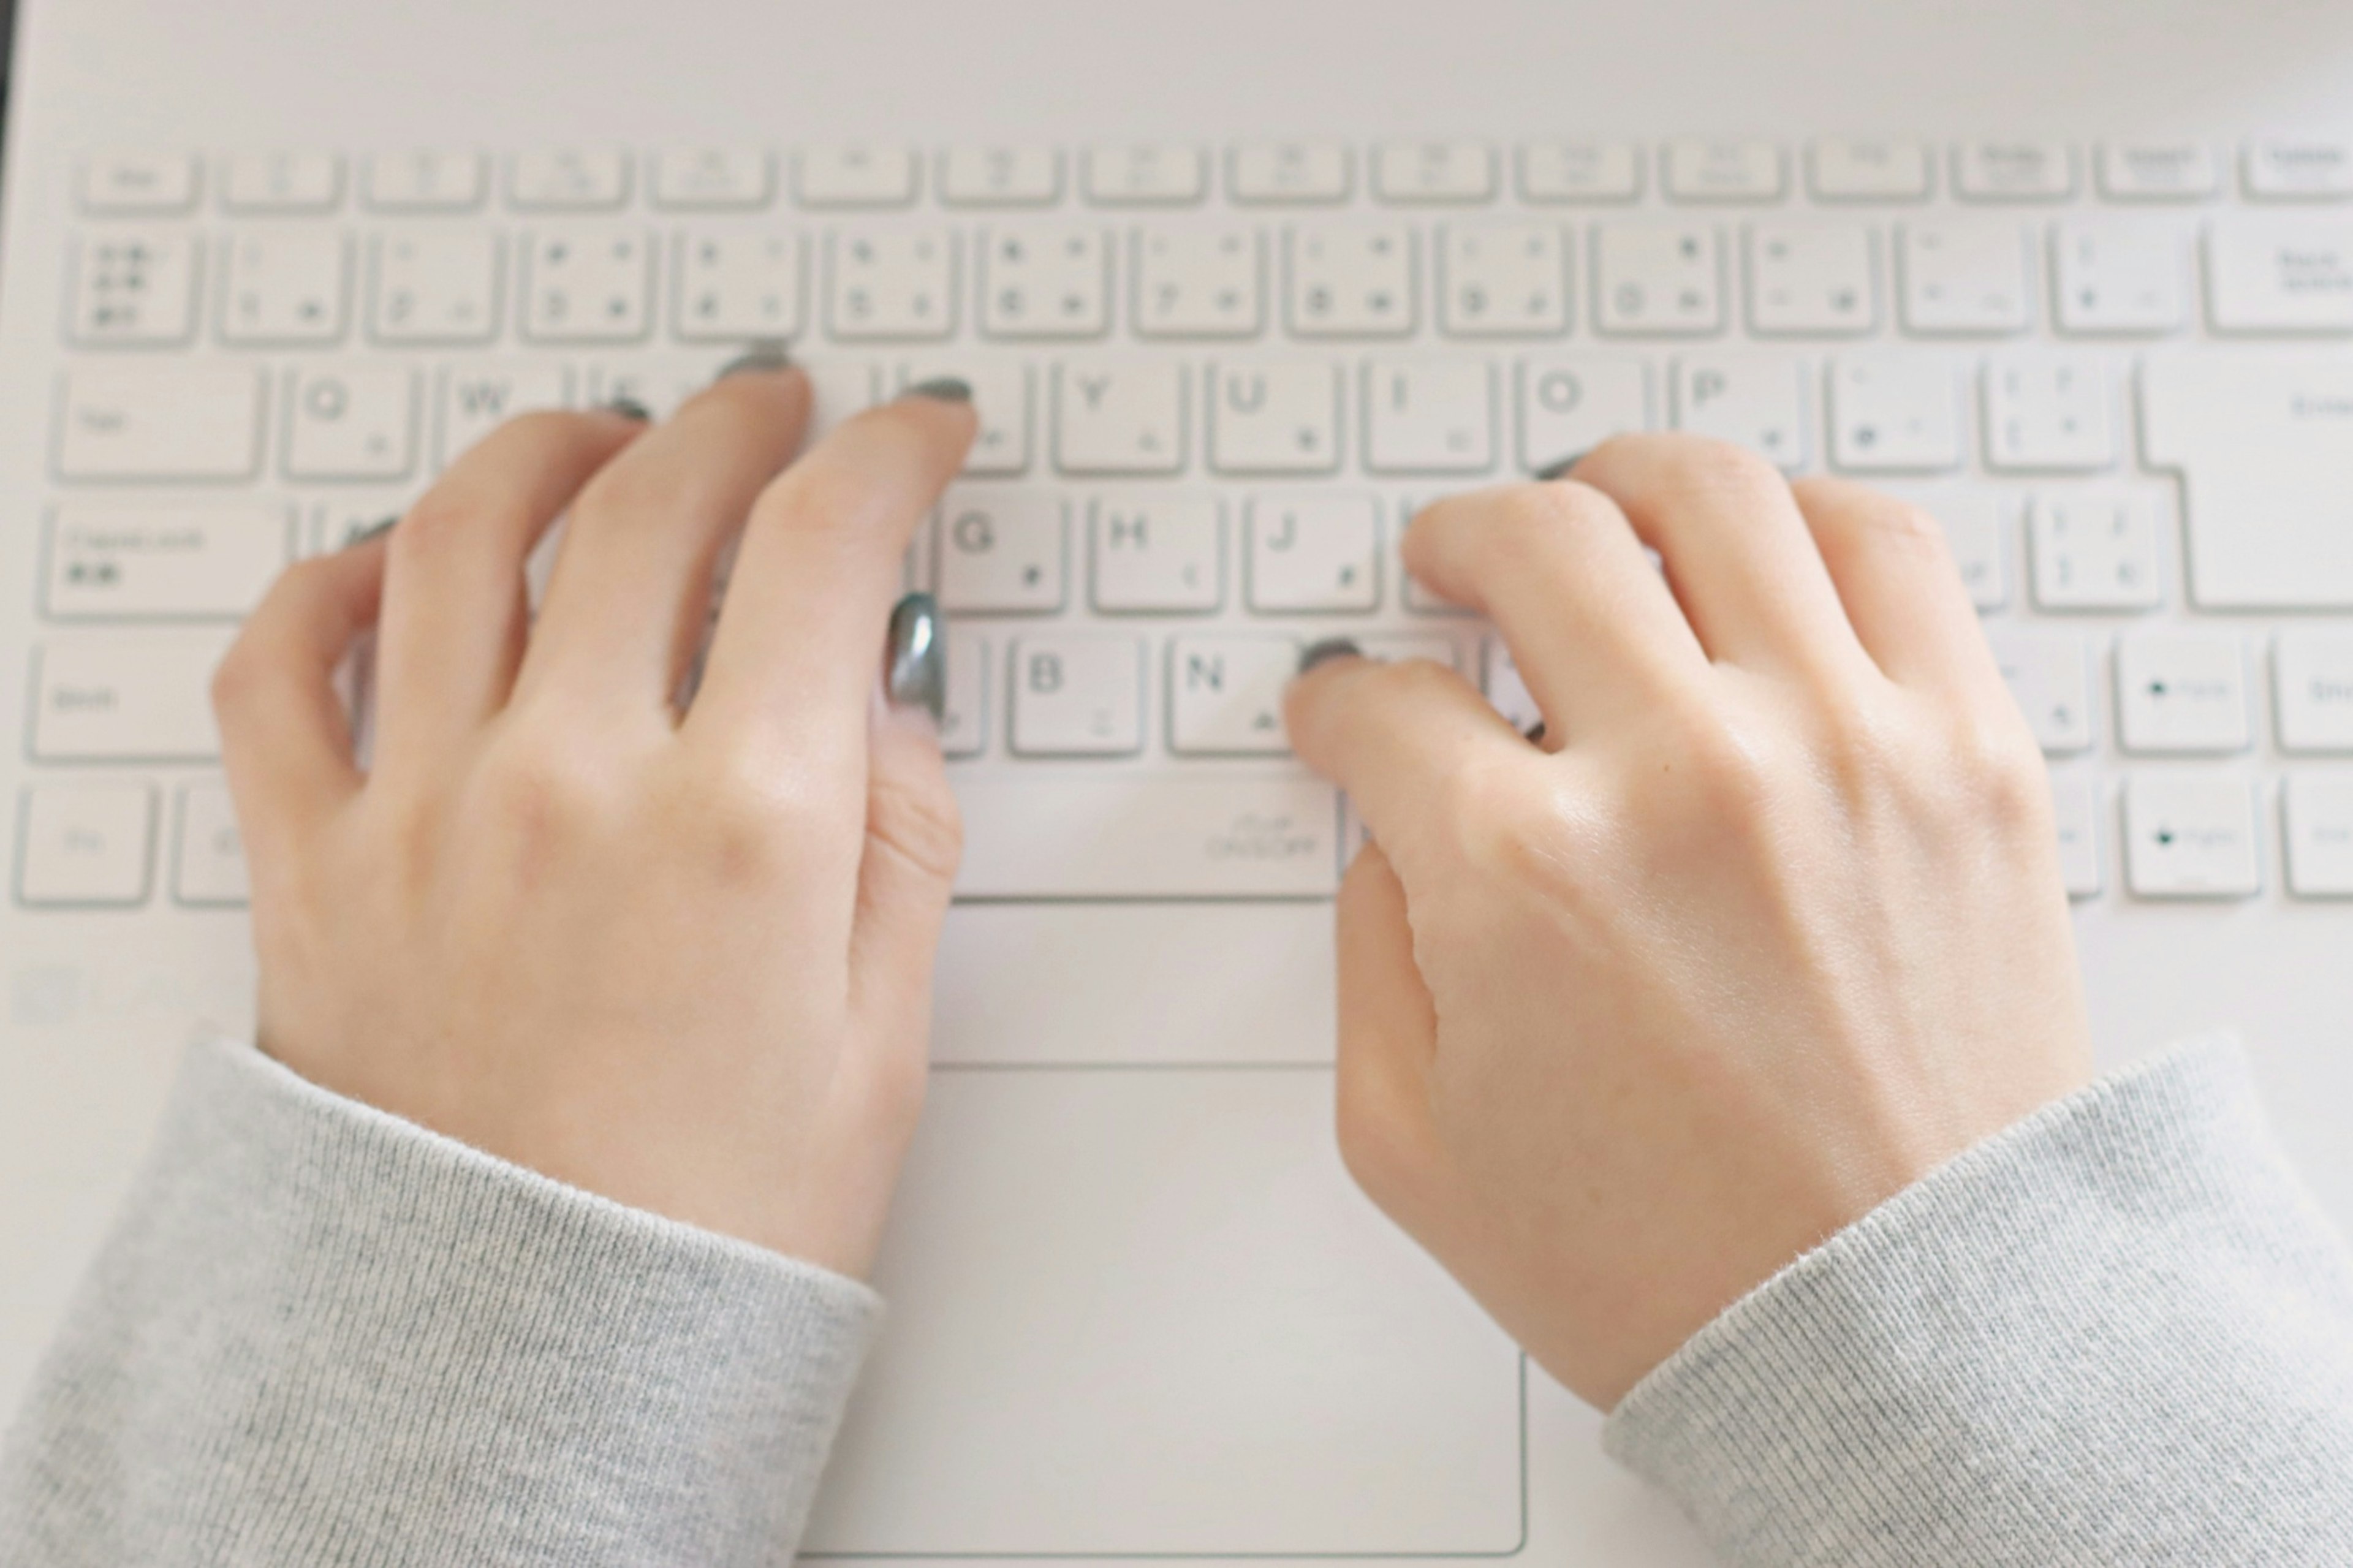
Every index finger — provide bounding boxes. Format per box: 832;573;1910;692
687;386;977;761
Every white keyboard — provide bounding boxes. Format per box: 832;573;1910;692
19;135;2353;913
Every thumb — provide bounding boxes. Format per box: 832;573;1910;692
1332;841;1446;1229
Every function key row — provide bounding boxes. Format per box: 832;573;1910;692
66;215;2353;352
79;137;2353;219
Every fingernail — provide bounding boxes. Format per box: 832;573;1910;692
343;515;398;550
885;592;945;727
1532;450;1586;482
603;395;653;422
1524;721;1548;746
714;341;793;381
1296;637;1363;676
902;376;972;404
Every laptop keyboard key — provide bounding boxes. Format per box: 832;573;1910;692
31;635;233;762
1593;222;1723;336
1953;141;2075;202
1663;139;1786;204
173;781;251;906
2116;633;2251;754
1246;494;1380;613
1900;221;2032;334
2142;354;2353;608
651;147;773;211
1229;142;1352;206
521;229;652;343
2244;140;2353;202
672;230;803;341
1208;362;1341;475
1827;355;1961;472
2275;633;2353;752
797;145;918;209
1438;222;1569;338
829;229;958;340
1167;634;1295;754
81;151;199;214
15;784;156;907
1092;494;1223;613
2051;220;2188;335
507;149;631;211
2123;770;2260;898
936;491;1067;613
1517;354;1653;472
939;146;1062;208
1982;354;2115;472
69;231;200;346
1363;358;1496;475
365;149;487;213
1988;629;2096;753
1009;634;1145;756
2204;218;2353;334
1672;352;1808;472
55;366;263;482
2283;772;2353;897
1135;227;1264;339
1083;144;1206;207
219;229;350;346
2029;493;2162;610
1746;222;1877;336
44;501;287;620
1288;224;1417;338
982;227;1112;339
369;230;502;344
1372;141;1496;205
285;365;419;480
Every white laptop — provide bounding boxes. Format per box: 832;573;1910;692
4;0;2352;1559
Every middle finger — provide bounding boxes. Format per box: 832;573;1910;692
516;357;810;714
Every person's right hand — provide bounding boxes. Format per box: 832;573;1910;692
1284;434;2092;1411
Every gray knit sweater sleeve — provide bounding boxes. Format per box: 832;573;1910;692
0;1037;881;1568
1605;1036;2353;1566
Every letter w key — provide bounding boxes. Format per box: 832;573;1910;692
436;362;575;469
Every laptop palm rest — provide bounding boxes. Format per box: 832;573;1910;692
803;989;1526;1553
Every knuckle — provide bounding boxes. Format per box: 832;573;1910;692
383;489;476;562
1947;711;2052;834
473;727;622;850
1670;437;1788;507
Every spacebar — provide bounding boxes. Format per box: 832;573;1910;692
952;770;1341;900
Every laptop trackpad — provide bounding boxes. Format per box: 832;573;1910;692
802;1067;1525;1555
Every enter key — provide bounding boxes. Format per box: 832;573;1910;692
2142;354;2353;609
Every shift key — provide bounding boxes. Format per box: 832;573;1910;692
55;366;264;480
31;634;234;761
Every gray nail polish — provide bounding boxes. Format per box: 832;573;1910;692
1524;721;1548;746
1296;637;1363;676
902;376;973;404
1532;450;1586;482
604;395;653;422
714;340;793;381
885;592;945;725
343;514;398;549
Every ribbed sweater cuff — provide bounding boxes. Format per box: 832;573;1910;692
1603;1036;2353;1567
1;1037;881;1567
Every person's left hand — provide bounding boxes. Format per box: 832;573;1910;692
211;366;976;1276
